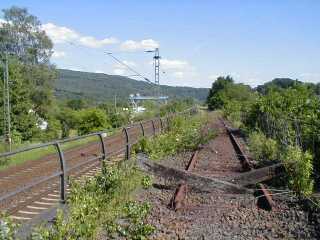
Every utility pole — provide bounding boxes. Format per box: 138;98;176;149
3;52;11;151
154;48;160;86
145;48;161;97
154;48;160;97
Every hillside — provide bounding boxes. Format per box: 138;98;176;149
55;69;209;102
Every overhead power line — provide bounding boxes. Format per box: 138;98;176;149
106;52;154;84
60;41;155;85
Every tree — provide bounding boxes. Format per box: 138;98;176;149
56;107;78;138
256;78;302;95
207;76;234;110
0;6;57;142
0;58;41;141
1;6;53;64
67;99;88;110
77;108;111;135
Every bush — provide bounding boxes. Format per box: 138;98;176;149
282;146;314;196
41;117;61;141
76;108;111;135
0;215;17;240
133;114;215;160
32;163;154;239
248;131;279;164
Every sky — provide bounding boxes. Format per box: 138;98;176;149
1;0;320;88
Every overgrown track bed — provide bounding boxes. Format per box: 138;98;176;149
0;111;181;224
138;115;319;239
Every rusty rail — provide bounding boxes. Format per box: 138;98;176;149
169;147;201;210
220;119;252;171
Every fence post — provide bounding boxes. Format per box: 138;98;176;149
140;122;145;137
98;133;106;167
166;116;170;131
123;128;130;160
55;142;66;203
151;119;156;136
159;118;163;133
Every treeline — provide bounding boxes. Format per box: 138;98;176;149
56;69;209;102
207;76;320;196
0;6;196;149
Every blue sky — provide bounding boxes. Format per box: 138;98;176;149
1;0;320;88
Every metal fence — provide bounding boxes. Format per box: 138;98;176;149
0;107;198;209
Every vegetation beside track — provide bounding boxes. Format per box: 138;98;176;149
0;112;214;239
207;76;320;196
0;102;196;170
31;162;153;240
132;112;216;161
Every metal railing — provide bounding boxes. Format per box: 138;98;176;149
0;107;198;208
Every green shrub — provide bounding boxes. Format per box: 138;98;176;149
248;131;279;164
282;146;314;196
76;108;111;135
121;201;155;239
141;175;152;189
0;214;17;240
134;114;215;160
32;162;153;239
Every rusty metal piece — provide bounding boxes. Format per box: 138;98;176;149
226;127;252;171
227;163;284;186
185;150;198;171
255;183;275;211
220;118;252;171
169;183;188;211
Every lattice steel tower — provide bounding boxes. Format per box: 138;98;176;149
154;48;160;86
2;53;11;151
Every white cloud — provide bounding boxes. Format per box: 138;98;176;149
155;58;196;81
120;39;159;51
113;68;126;75
52;50;66;58
42;22;118;48
173;71;184;79
0;19;6;26
42;23;79;44
160;59;189;70
79;36;118;48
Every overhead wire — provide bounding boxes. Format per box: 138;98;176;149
62;40;154;84
106;52;154;84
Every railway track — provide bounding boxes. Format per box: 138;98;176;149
136;114;319;239
0;110;191;225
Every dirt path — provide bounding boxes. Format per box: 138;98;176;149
137;117;319;239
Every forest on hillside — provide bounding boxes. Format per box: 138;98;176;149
55;69;209;102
